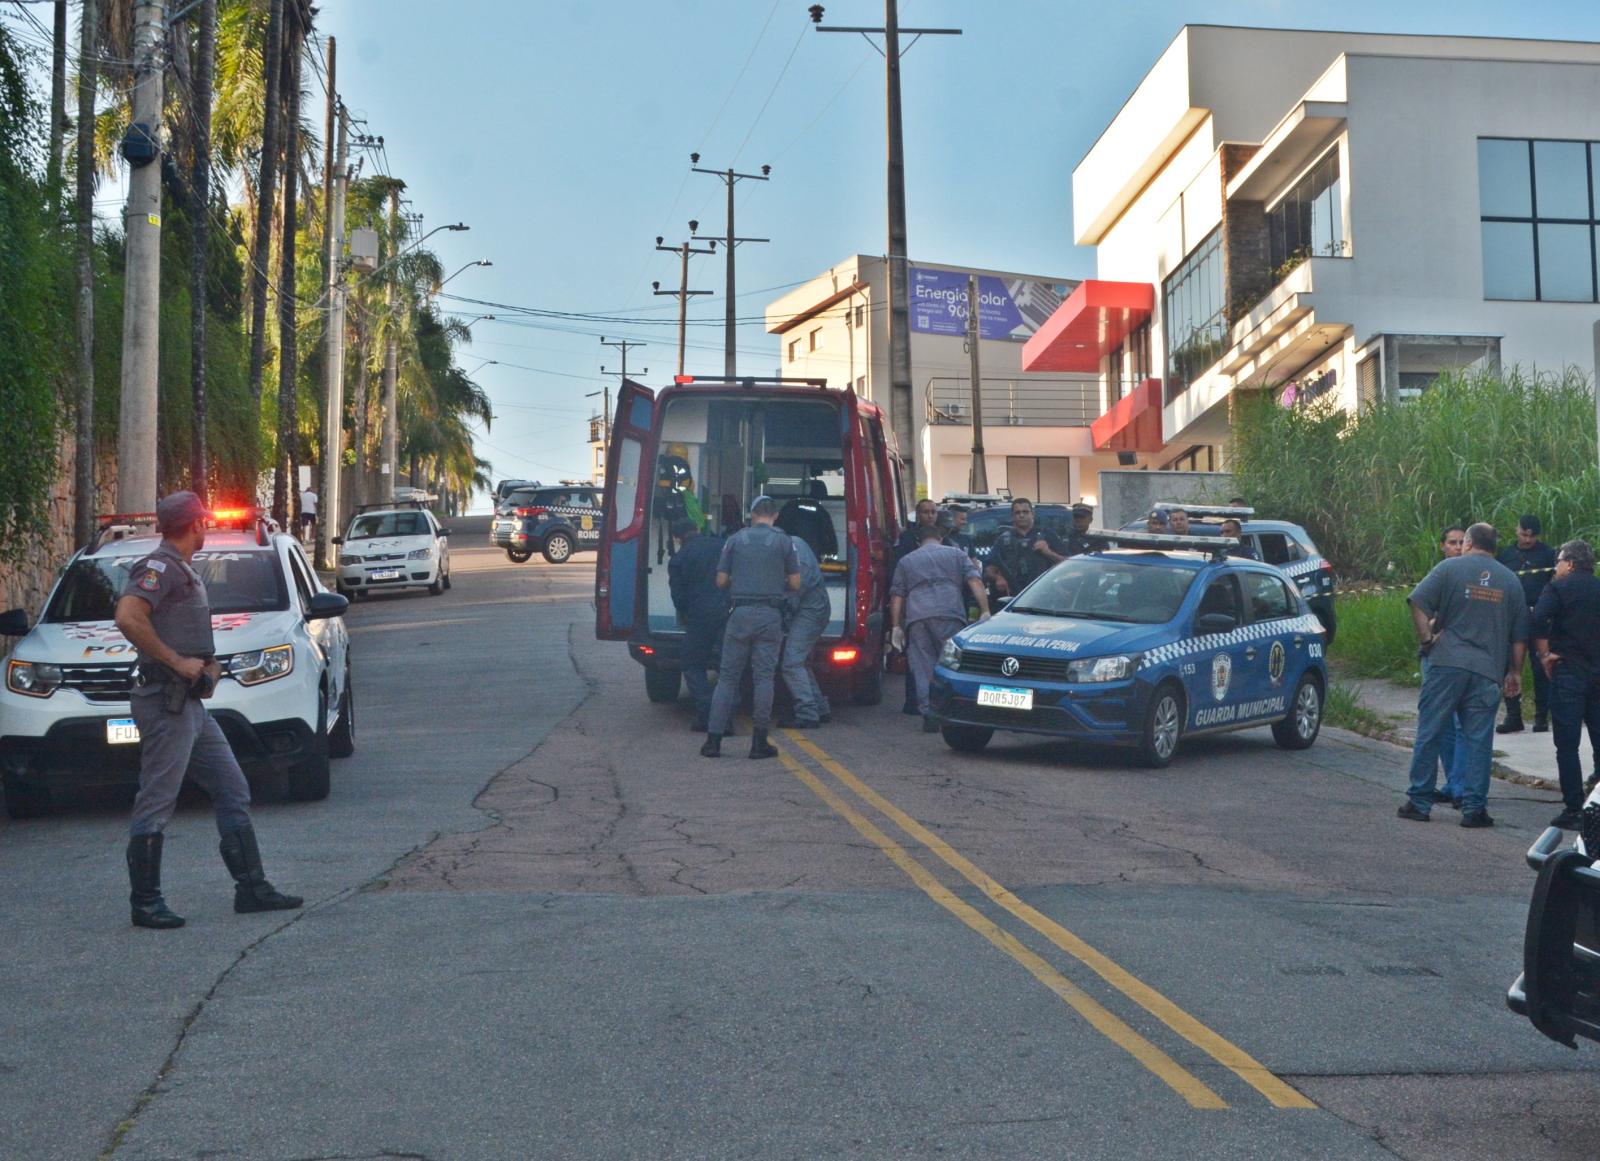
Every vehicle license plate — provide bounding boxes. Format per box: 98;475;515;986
370;568;402;580
106;718;140;745
976;685;1033;711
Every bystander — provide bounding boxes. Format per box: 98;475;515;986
1533;539;1600;828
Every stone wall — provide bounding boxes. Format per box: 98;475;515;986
0;433;117;620
1098;469;1237;531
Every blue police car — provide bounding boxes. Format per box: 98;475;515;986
929;533;1328;767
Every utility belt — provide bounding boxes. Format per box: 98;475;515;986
729;596;787;609
135;654;216;713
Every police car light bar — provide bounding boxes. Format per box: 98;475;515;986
1104;531;1242;560
1150;502;1255;520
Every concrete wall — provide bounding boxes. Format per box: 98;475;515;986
1097;469;1236;531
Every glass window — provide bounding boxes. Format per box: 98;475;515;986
1161;228;1226;399
1534;141;1589;218
1196;575;1241;627
1537;223;1594;301
787;338;800;362
1243;571;1292;621
1268;148;1344;272
611;437;642;533
1479;137;1600;302
1255;532;1299;567
1009;558;1198;625
809;327;822;351
346;512;428;538
1481;222;1537;300
1479;139;1532;217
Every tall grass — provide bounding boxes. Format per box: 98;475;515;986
1231;368;1600;580
1332;591;1421;685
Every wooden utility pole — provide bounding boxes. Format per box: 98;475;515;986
381;186;401;501
690;158;769;379
812;2;961;496
116;0;166;514
653;227;713;377
316;104;348;570
272;9;303;524
245;0;284;430
965;274;988;493
47;0;66;190
71;0;98;547
188;0;216;499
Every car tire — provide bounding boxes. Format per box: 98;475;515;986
644;666;682;704
2;771;51;819
854;662;883;706
506;548;532;563
1137;681;1184;769
443;565;452;591
542;532;574;564
286;690;332;801
428;572;444;596
941;724;993;753
1273;674;1323;750
329;671;356;759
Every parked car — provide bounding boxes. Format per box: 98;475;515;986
964;502;1076;565
1510;808;1600;1047
0;513;353;818
335;503;452;598
491;485;603;564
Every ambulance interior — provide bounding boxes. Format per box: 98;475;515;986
645;394;850;636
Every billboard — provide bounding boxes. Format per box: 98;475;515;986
909;268;1070;342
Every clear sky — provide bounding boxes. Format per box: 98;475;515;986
33;1;1600;500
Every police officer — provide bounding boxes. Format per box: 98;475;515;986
668;517;728;732
1534;539;1600;828
985;497;1065;600
1219;518;1259;560
945;504;977;560
113;493;302;930
891;524;991;730
778;533;832;729
893;498;942;714
1498;514;1557;734
1063;503;1103;557
701;497;800;759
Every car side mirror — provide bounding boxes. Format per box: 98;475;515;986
1196;612;1237;635
306;592;349;621
993;597;1011;611
0;608;29;636
331;536;344;546
437;528;451;537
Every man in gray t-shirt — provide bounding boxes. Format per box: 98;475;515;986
1399;522;1529;826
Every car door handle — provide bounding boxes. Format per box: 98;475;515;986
1244;646;1258;661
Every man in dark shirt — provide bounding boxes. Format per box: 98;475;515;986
668;518;728;732
985;497;1066;599
1063;503;1104;557
1499;514;1558;733
1219;518;1259;561
775;481;839;560
1534;539;1600;827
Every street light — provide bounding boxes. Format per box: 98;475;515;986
465;358;498;376
362;222;470;284
437;258;493;293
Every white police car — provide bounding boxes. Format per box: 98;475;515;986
335;500;452;598
0;512;353;818
930;533;1328;767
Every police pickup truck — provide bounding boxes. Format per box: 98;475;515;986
930;532;1328;767
0;510;353;818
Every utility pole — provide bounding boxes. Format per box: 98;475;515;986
316;103;349;570
586;387;611;469
246;0;284;435
965;274;988;493
599;338;645;468
690;155;769;379
653;224;714;377
381;186;401;501
812;2;961;496
188;0;216;500
71;0;98;547
116;0;166;514
271;6;303;525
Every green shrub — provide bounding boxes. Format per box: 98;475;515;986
1231;368;1600;581
1331;591;1421;685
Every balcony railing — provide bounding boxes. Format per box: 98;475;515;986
924;376;1098;428
588;415;608;444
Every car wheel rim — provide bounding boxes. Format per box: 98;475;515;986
550;539;569;561
1296;683;1321;739
1153;695;1179;759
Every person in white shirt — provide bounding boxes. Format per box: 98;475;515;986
298;488;318;543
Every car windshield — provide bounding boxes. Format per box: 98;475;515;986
44;549;289;622
347;512;428;539
1008;556;1198;624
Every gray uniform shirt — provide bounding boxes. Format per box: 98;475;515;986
122;542;216;664
718;523;801;598
1409;552;1530;683
892;542;980;625
789;536;830;615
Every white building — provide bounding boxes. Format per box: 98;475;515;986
766;256;1124;503
1023;25;1600;466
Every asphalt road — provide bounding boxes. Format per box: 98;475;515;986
3;534;1598;1160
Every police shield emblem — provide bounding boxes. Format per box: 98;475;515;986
1210;652;1232;702
1269;640;1286;686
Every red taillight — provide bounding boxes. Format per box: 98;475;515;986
830;646;860;664
515;506;548;518
673;375;695;384
638;645;655;656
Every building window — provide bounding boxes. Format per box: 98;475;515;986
1267;147;1345;277
788;338;800;362
855;304;866;327
1162;228;1226;400
1479;137;1600;302
809;327;823;351
855;375;866;391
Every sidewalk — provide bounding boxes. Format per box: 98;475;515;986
1336;672;1562;790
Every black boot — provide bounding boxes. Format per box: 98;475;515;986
700;733;722;758
219;826;304;913
126;834;185;930
1497;696;1524;734
749;728;778;760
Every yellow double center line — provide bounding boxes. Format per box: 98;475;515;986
775;729;1314;1112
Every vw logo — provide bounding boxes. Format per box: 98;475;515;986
1000;656;1021;677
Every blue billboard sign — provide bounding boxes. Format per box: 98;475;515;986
909;268;1068;342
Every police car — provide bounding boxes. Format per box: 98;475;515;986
1509;802;1600;1047
490;484;602;564
335;499;452;597
930;532;1328;767
1122;504;1338;646
0;511;353;818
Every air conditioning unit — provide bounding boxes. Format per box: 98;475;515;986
1006;414;1024;425
946;402;965;418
